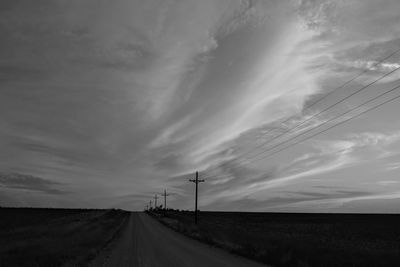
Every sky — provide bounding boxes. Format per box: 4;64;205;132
1;0;400;212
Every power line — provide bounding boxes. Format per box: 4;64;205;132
303;46;400;109
247;84;400;161
202;47;400;175
203;61;400;176
205;83;400;179
258;89;400;161
236;47;400;157
238;83;400;163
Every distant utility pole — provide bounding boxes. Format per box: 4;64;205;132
163;189;171;216
189;171;205;224
154;194;159;209
150;200;152;209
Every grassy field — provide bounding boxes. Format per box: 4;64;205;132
153;210;400;267
0;207;130;267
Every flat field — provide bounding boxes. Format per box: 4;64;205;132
0;207;129;267
156;211;400;267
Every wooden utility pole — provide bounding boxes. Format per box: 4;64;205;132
189;171;205;224
154;194;159;209
163;189;170;216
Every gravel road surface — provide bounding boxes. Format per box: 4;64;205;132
90;212;267;267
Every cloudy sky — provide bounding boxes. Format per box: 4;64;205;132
1;0;400;212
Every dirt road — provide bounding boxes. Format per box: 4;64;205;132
90;212;267;267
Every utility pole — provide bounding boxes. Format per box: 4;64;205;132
150;200;152;210
163;189;171;216
189;171;205;224
154;194;159;209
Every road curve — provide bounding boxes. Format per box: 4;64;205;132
90;212;267;267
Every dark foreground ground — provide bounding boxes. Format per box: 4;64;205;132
2;208;400;267
0;207;129;266
0;208;267;267
154;211;400;267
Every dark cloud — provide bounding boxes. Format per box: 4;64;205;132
153;153;185;171
0;0;20;12
72;39;155;72
202;196;269;211
4;134;95;170
0;172;66;195
0;65;45;82
200;186;375;211
275;189;373;205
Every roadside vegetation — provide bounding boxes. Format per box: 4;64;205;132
0;207;129;267
148;208;400;267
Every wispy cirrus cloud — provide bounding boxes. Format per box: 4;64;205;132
1;0;400;211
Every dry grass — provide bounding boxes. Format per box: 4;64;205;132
153;211;400;267
0;207;129;267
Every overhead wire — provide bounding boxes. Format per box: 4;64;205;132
202;60;400;177
230;74;400;164
204;84;400;180
257;88;400;162
201;47;400;176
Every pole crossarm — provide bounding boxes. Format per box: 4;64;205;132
189;179;205;183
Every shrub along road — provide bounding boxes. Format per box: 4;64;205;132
90;212;267;267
